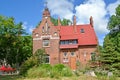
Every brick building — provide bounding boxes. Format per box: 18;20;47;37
32;7;98;70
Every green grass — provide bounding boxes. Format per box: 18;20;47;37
0;75;22;80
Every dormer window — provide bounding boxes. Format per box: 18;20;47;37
80;29;84;33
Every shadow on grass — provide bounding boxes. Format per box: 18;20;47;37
0;75;22;80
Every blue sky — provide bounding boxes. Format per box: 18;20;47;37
0;0;120;45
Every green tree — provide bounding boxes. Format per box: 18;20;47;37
0;15;32;68
100;5;120;75
51;17;72;26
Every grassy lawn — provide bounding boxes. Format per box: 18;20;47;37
0;75;22;80
0;75;120;80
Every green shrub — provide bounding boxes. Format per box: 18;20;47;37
27;66;48;78
19;49;46;76
19;56;38;76
26;64;73;78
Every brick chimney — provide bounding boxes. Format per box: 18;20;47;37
90;16;93;27
58;17;61;26
73;15;77;32
73;15;76;26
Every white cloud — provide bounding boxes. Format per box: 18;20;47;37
107;0;120;16
29;26;34;33
46;0;119;45
75;0;109;34
47;0;74;20
22;22;34;34
22;22;27;29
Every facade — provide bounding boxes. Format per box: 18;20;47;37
32;7;98;70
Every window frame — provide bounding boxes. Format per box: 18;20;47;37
42;39;50;47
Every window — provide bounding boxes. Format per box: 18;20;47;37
63;58;69;62
43;39;50;47
63;52;67;57
54;32;57;36
45;54;50;63
80;29;84;33
60;40;78;45
35;33;39;37
71;52;75;56
47;26;50;33
83;51;87;57
42;27;44;33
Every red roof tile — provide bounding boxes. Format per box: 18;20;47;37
59;24;97;46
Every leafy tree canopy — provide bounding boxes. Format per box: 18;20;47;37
0;15;32;68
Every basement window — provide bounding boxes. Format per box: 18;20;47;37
80;29;85;33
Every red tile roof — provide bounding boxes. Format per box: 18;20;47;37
58;24;97;46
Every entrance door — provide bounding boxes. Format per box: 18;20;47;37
70;57;76;70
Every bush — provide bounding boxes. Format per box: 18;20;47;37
19;56;38;76
26;64;73;78
19;49;46;76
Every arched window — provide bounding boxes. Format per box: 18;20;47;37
44;54;50;63
42;27;44;33
47;26;50;33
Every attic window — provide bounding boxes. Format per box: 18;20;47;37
80;29;84;33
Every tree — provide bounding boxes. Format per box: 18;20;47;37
0;15;32;68
100;5;120;75
51;17;72;26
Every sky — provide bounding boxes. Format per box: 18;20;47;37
0;0;120;45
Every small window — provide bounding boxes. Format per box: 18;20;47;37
60;41;65;45
80;29;84;33
43;39;50;47
42;27;44;33
54;32;57;36
71;52;75;56
35;33;39;37
47;26;50;33
63;52;67;57
45;54;50;63
83;51;87;57
63;58;69;62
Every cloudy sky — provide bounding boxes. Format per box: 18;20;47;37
0;0;120;45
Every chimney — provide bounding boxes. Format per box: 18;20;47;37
73;15;76;26
73;15;77;32
58;17;61;26
90;16;93;27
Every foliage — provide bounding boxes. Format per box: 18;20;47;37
100;5;120;76
34;48;46;64
0;15;32;68
108;5;120;30
19;56;38;75
51;17;72;26
26;64;72;78
19;49;46;75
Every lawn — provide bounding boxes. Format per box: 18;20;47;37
1;75;120;80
